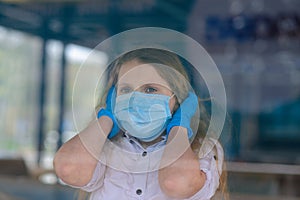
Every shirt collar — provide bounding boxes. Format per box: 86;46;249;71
122;132;166;152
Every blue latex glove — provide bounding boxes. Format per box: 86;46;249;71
97;86;119;139
166;92;198;139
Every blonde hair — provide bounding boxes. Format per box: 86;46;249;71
99;48;210;150
81;48;228;199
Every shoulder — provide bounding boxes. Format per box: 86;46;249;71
197;137;224;177
190;138;224;199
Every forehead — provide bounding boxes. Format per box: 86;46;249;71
118;60;171;89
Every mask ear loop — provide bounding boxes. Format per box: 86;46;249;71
170;93;175;99
169;93;179;114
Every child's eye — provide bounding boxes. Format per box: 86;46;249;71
119;87;132;94
145;87;157;93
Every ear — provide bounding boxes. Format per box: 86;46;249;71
169;95;179;114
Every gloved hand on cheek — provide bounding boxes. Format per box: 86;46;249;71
166;92;198;139
97;86;120;139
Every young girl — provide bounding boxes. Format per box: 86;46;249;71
54;48;226;200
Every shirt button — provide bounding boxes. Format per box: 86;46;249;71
136;189;142;195
142;151;147;157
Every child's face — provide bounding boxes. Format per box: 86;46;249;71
117;60;176;112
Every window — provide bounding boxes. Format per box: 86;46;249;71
0;26;41;169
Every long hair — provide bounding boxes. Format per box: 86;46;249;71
99;48;211;152
81;48;228;199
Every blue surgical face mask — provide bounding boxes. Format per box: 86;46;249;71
114;91;173;142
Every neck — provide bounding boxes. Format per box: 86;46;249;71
139;134;165;149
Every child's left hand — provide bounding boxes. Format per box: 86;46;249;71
166;92;198;139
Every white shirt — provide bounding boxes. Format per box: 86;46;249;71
73;134;223;200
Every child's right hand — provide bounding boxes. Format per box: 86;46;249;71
97;86;120;139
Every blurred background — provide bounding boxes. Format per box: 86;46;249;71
0;0;299;199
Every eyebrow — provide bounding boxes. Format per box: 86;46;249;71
117;83;131;87
117;82;172;91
